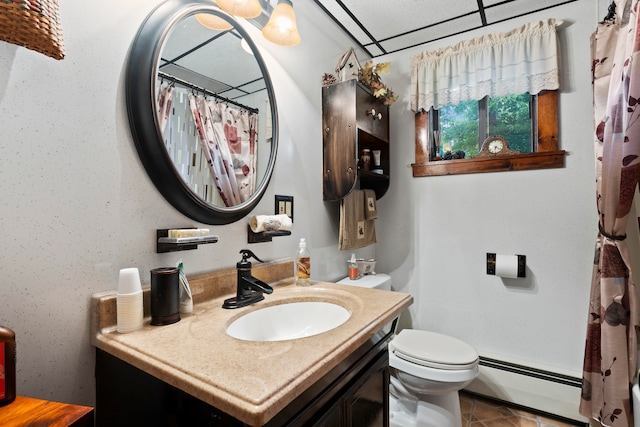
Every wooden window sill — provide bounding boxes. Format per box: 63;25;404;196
412;150;566;177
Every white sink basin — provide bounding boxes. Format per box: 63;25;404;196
226;301;351;342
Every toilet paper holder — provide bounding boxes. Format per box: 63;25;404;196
486;253;526;278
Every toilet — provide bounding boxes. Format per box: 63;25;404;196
337;274;479;427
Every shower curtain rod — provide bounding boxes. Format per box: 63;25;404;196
158;71;259;114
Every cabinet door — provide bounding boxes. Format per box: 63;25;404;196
343;351;389;427
322;82;358;201
355;86;389;142
312;403;343;426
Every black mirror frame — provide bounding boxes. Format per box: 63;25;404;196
125;0;278;225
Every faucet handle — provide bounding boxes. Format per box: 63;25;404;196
239;249;264;263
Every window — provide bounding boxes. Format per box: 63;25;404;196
409;20;566;176
432;93;535;160
413;90;563;177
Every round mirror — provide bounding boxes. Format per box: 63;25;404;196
126;0;278;224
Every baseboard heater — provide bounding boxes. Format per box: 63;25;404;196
464;355;590;424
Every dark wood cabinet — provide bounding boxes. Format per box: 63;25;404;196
283;346;389;427
95;327;393;427
322;80;390;201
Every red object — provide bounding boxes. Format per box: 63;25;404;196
0;326;15;407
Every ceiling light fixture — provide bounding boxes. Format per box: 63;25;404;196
216;0;262;19
195;13;233;31
262;0;300;47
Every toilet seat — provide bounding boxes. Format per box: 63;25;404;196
389;350;479;385
389;329;479;370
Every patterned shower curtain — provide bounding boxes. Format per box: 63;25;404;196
581;1;640;425
188;94;258;207
157;84;174;133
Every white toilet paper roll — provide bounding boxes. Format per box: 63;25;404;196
495;254;519;278
250;214;292;233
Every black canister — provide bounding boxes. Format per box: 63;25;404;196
150;267;180;326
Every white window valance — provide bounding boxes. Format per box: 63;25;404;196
410;19;562;112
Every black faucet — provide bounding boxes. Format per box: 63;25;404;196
222;249;273;309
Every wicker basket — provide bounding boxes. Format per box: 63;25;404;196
0;0;65;60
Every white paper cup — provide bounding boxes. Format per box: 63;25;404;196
118;268;142;295
117;291;143;333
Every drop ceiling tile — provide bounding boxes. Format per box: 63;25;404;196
485;0;574;24
339;0;479;40
314;0;375;44
364;44;386;57
379;13;484;53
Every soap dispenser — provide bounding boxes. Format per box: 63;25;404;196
348;253;358;280
296;238;311;286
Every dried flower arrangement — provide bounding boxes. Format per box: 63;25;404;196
358;61;397;106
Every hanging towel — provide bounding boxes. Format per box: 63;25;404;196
339;190;376;250
363;189;378;220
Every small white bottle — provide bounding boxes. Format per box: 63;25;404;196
296;238;311;286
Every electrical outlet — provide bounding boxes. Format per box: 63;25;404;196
275;195;293;222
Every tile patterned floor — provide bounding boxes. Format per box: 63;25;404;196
460;392;588;427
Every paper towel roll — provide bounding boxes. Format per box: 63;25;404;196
250;214;292;233
495;254;519;278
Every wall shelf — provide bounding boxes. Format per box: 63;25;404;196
156;229;219;253
247;225;291;244
412;151;566;177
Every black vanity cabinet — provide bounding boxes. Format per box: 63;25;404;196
322;80;390;201
95;327;392;427
279;337;389;427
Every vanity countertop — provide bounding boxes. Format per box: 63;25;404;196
91;262;412;426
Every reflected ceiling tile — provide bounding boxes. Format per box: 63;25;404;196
161;64;232;94
380;13;483;53
241;80;267;93
223;89;251;98
485;0;570;23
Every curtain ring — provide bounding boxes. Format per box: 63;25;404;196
598;221;627;241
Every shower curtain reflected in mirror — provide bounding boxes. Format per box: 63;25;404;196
157;85;174;134
188;94;258;207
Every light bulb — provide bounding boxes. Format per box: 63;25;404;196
262;0;300;46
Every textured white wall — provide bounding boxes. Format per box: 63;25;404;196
0;0;600;408
0;0;367;405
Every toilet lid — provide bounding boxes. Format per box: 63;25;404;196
390;329;479;370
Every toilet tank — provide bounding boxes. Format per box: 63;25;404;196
336;274;392;291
